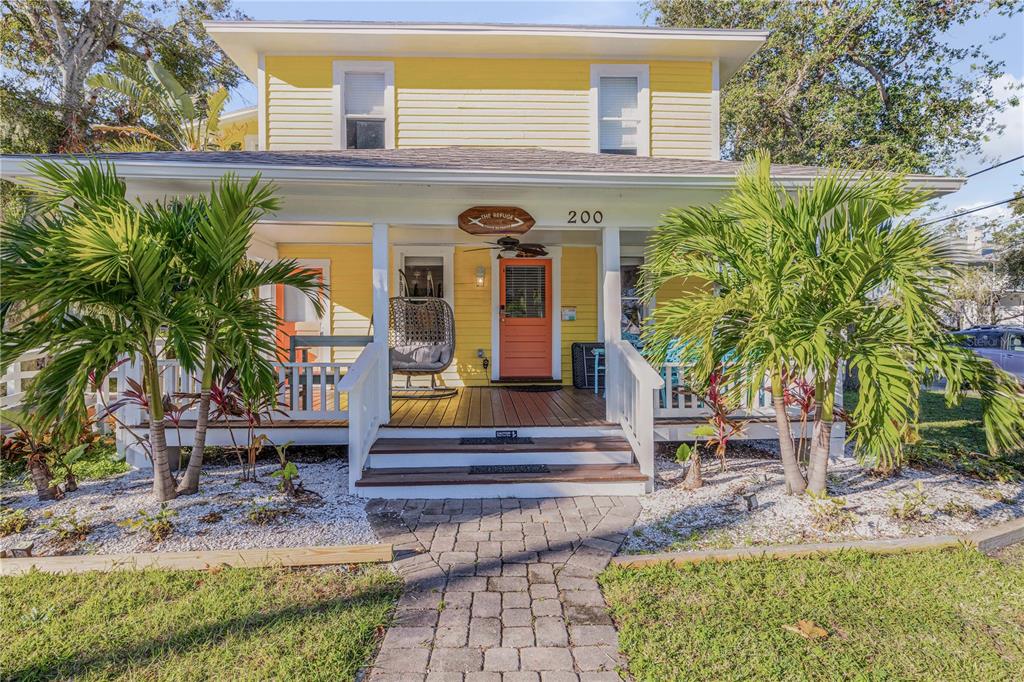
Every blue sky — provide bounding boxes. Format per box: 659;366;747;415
228;0;1024;223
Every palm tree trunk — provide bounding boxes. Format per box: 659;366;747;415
771;369;806;495
29;461;62;501
177;348;213;495
681;449;703;489
807;372;837;495
805;385;825;484
144;355;177;502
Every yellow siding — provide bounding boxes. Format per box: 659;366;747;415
654;276;709;325
650;62;715;158
453;248;492;386
216;117;257;150
263;56;713;157
560;247;599;384
276;244;373;364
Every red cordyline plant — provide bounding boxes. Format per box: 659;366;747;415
209;369;285;481
703;368;745;472
784;371;816;468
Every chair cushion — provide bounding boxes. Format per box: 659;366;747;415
391;344;447;371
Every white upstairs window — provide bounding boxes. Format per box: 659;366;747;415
333;61;395;150
599;77;640;155
591;65;650;156
345;72;386;149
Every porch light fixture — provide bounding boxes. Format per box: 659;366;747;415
475;265;486;288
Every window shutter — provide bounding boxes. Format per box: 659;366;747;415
598;76;639;152
345;72;386;117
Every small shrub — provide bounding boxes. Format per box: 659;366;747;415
245;502;292;526
674;443;692;464
808;491;857;532
41;509;92;542
0;508;30;536
940;500;978;520
889;482;931;522
979;488;1014;505
198;511;224;524
118;504;176;542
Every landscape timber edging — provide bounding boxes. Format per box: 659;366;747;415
612;516;1024;568
0;543;393;576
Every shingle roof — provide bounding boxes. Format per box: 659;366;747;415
9;147;832;177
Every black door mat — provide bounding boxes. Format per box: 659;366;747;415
460;437;535;445
504;385;563;392
469;464;551;474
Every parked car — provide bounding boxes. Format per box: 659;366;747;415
951;326;1024;379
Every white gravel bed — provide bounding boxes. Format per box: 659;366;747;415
623;450;1023;553
1;460;377;556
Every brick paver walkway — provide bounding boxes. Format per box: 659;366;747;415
365;496;642;681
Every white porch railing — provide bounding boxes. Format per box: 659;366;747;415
607;340;664;491
145;344;388;492
341;342;389;492
1;348;48;411
655;363;773;419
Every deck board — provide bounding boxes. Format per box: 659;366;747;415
390;387;609;428
156;387;608;431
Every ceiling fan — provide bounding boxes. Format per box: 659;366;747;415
466;236;548;258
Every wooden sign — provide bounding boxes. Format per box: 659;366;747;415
458;206;535;235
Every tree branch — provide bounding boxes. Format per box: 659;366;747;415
849;54;891;110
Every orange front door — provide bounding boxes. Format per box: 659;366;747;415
499;258;552;379
275;267;324;361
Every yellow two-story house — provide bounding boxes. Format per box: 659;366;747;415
5;21;961;498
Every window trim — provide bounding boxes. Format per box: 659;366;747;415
332;60;395;150
590;64;650;157
392;246;455;308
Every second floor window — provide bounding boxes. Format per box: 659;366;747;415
344;72;386;149
599;76;640;155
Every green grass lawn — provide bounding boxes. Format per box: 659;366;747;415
844;388;1024;480
601;549;1024;681
0;565;401;682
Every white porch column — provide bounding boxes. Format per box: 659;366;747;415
602;227;623;422
372;223;391;420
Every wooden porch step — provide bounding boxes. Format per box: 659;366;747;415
369;436;631;455
367;435;634;468
355;462;647;487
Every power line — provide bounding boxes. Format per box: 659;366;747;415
919;196;1019;227
966;153;1024;178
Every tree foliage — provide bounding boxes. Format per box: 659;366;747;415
0;0;245;151
646;0;1021;173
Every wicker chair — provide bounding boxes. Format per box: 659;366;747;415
388;296;457;398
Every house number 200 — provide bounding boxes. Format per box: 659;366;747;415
567;210;603;224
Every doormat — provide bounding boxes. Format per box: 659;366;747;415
504;385;562;392
469;464;550;474
460;437;535;445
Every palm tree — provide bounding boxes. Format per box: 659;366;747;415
2;159;196;500
171;178;323;495
2;161;325;501
87;54;227;151
641;160;811;494
643;152;1024;495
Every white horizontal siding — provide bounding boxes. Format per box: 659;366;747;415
267;77;335;151
397;88;590;151
650;90;714;158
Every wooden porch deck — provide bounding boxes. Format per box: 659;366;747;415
388;386;610;428
169;386;610;430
